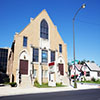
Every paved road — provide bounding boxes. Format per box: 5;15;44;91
0;89;100;100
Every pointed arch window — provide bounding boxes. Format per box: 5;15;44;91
40;19;48;39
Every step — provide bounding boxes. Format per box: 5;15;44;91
19;75;33;88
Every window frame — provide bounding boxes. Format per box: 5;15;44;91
33;48;39;62
59;44;62;53
51;51;55;62
40;19;49;39
42;50;48;63
23;36;27;47
97;72;100;77
86;71;90;77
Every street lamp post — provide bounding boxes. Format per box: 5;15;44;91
73;4;86;88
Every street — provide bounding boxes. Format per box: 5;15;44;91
0;89;100;100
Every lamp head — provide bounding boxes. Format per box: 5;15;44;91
81;4;86;8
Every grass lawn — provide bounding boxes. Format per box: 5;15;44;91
34;83;51;88
34;82;66;88
78;80;100;84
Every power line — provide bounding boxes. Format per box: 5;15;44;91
76;19;100;26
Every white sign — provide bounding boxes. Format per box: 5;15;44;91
49;66;55;72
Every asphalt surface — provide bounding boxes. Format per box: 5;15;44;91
0;89;100;100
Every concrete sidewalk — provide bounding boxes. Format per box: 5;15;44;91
0;83;99;97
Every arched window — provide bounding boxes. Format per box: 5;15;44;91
40;19;48;39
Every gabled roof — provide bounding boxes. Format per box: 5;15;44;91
70;64;82;71
85;62;100;71
75;64;83;71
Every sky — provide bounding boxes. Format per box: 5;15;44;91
0;0;100;66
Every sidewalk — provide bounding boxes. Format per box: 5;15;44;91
0;83;99;97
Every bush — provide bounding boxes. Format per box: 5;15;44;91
9;82;17;87
56;82;62;87
42;82;48;85
91;77;96;82
34;79;40;87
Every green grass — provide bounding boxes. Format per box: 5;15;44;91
56;83;65;87
34;78;66;88
77;80;100;84
34;82;51;88
34;82;66;88
81;81;100;84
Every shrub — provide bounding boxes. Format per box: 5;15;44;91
91;77;96;82
56;82;62;87
9;82;17;87
42;82;48;85
34;78;40;87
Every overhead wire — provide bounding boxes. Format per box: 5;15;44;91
76;19;100;26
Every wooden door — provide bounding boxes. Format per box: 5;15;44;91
59;64;64;75
20;60;28;75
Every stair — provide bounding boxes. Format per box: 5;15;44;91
19;75;33;88
56;72;70;86
62;76;69;86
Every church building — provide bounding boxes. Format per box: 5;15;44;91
7;9;69;87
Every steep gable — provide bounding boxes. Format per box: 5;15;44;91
15;9;65;45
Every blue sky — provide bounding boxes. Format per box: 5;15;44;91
0;0;100;66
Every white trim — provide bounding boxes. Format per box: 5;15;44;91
38;48;42;85
19;49;29;59
57;55;66;76
16;49;30;85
